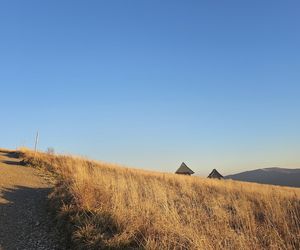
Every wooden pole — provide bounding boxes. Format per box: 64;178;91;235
34;131;39;156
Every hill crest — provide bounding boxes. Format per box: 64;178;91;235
226;167;300;188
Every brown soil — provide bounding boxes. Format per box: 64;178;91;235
0;150;64;250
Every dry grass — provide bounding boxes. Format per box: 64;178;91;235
20;149;300;250
0;148;15;153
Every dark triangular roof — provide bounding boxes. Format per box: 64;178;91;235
175;162;194;175
207;169;224;179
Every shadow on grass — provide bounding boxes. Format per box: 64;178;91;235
0;160;24;166
4;151;22;159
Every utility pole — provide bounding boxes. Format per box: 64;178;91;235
34;131;39;156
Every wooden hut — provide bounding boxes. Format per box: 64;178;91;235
207;169;224;179
175;162;194;176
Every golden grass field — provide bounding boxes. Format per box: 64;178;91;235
20;148;300;250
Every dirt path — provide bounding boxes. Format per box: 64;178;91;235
0;150;64;250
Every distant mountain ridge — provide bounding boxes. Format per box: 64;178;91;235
225;167;300;188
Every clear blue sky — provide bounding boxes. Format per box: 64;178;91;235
1;1;299;176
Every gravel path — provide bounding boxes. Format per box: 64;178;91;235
0;150;64;250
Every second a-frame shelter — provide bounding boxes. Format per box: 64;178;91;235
207;169;224;179
175;162;194;176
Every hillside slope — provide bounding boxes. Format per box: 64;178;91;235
226;167;300;188
20;149;300;250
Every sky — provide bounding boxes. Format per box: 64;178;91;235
0;1;300;176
